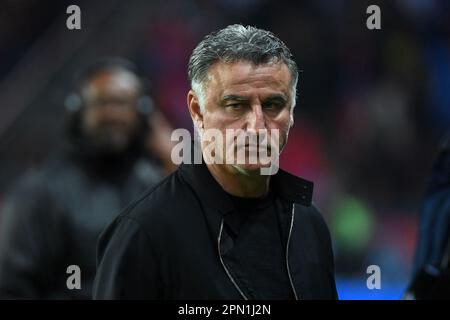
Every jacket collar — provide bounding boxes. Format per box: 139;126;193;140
179;143;314;215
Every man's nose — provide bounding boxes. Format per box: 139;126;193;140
246;105;266;131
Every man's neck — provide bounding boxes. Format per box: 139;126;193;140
206;163;270;198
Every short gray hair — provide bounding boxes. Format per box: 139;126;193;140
188;24;299;111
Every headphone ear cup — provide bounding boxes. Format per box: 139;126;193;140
64;93;84;142
136;95;154;116
135;95;155;135
64;93;83;113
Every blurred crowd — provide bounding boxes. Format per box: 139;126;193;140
0;0;449;299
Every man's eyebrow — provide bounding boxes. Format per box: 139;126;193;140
263;94;288;103
221;95;250;103
222;94;288;102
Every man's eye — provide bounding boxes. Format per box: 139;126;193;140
226;104;244;110
263;102;282;110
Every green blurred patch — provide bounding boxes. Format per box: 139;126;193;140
330;195;375;252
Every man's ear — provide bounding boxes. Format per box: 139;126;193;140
289;113;294;128
187;90;204;129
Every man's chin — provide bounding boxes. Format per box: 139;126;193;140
230;163;270;176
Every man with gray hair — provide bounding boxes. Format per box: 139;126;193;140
93;24;338;299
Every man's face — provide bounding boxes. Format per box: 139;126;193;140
190;60;294;174
81;70;141;153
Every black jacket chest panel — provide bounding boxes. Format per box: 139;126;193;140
94;163;337;299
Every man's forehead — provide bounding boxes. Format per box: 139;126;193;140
205;60;292;91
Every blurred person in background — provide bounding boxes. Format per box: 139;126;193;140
0;58;167;299
406;131;450;299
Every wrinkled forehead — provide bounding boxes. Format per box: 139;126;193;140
204;60;293;95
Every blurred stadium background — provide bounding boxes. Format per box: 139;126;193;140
0;0;449;299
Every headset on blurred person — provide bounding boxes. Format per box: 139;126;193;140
64;57;155;141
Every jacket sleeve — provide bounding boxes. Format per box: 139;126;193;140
311;205;339;300
93;215;163;299
0;174;63;298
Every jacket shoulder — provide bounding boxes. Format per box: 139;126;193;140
116;168;195;229
292;203;334;263
294;203;331;235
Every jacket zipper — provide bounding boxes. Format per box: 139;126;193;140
217;219;248;300
218;206;299;300
286;204;299;300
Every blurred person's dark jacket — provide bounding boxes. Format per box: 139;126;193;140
0;118;164;300
407;132;450;299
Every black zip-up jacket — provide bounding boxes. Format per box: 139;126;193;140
93;161;338;299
